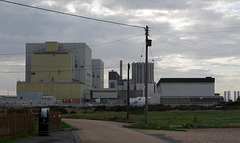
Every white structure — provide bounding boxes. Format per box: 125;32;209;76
157;77;215;97
224;91;227;102
136;83;155;96
92;59;104;89
91;89;117;104
132;62;154;84
149;93;160;104
228;91;230;102
92;89;117;99
130;97;145;105
156;77;224;105
234;91;237;101
26;42;93;99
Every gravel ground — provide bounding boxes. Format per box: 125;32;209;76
140;128;240;143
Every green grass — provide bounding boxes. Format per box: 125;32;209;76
0;135;34;143
61;121;72;128
62;110;240;129
127;122;185;131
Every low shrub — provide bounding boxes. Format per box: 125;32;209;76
93;105;106;112
50;106;68;114
183;116;202;128
70;110;77;114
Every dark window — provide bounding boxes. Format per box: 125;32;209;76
110;82;115;88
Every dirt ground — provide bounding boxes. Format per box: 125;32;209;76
64;118;240;143
140;128;240;143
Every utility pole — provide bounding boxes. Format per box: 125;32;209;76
127;63;130;120
145;25;151;123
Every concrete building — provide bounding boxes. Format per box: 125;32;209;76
0;91;57;107
107;70;144;104
157;77;215;97
108;70;120;89
157;77;223;105
17;81;84;100
24;42;92;99
91;88;118;104
136;83;156;96
92;59;104;89
132;62;154;84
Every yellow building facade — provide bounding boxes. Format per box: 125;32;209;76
31;53;73;82
17;42;86;100
17;81;84;100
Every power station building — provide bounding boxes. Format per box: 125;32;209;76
92;59;104;89
132;62;154;84
103;61;156;104
157;77;223;105
17;42;104;101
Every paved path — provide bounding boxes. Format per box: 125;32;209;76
15;130;81;143
63;118;170;143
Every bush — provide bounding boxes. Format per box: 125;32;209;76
50;106;68;114
107;106;126;112
129;106;144;115
70;110;77;114
94;105;106;112
148;104;172;111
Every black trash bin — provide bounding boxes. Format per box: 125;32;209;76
39;108;50;136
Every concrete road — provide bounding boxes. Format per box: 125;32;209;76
63;118;169;143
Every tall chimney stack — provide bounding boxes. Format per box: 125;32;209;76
120;60;122;80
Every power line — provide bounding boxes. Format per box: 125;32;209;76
0;66;120;74
89;34;144;47
0;33;143;56
0;0;144;29
151;30;234;57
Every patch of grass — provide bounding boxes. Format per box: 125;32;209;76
62;107;240;129
0;135;34;143
127;122;184;131
61;121;72;128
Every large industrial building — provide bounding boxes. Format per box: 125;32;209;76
132;62;154;84
157;77;223;105
100;62;156;104
92;59;104;89
17;42;104;102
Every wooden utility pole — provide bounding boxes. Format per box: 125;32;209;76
127;63;130;120
145;25;151;123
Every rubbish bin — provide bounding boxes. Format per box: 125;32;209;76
39;108;50;136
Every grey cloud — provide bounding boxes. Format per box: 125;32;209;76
0;0;240;94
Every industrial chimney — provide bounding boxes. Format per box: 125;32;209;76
120;60;122;80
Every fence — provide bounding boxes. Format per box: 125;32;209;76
0;112;34;140
0;111;61;140
50;112;61;130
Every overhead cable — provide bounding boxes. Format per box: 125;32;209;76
0;0;144;29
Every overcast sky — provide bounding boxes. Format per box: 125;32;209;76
0;0;240;99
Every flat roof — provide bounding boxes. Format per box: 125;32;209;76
157;77;214;87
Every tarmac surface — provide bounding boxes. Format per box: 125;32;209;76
63;118;170;143
15;130;81;143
